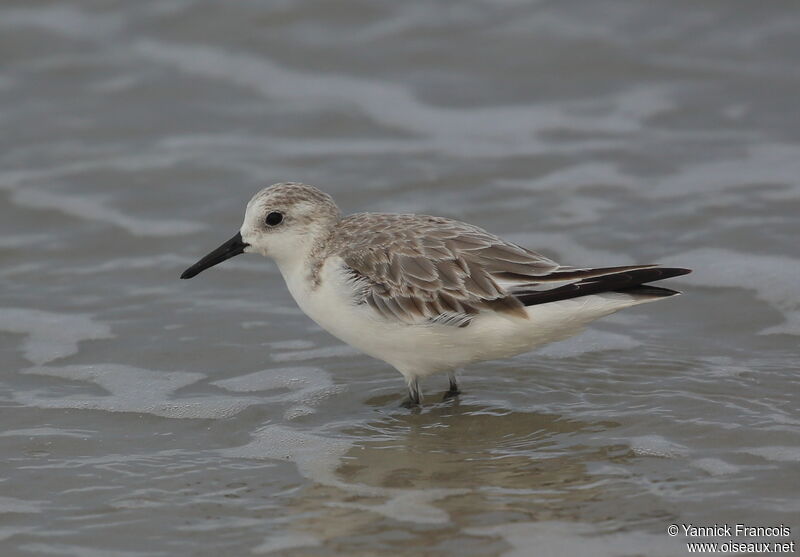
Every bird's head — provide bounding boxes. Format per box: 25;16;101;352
180;182;340;279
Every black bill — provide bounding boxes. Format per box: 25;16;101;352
180;232;249;279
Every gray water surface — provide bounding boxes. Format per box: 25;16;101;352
1;1;799;556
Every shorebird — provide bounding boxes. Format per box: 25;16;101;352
181;182;690;406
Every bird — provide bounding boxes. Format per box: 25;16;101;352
180;182;690;407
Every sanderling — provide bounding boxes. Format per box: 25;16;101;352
181;182;690;406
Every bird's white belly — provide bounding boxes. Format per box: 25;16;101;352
281;260;427;370
279;258;650;379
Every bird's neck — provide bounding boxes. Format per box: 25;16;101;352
273;222;337;291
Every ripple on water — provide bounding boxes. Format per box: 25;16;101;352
649;143;800;200
466;521;679;557
0;496;44;514
11;188;203;237
132;39;668;158
742;446;800;463
18;364;261;419
537;329;641;359
0;308;113;365
626;435;688;458
251;533;321;555
220;424;464;525
691;458;741;476
270;344;361;363
662;248;800;336
211;366;345;419
0;427;94;439
0;6;122;39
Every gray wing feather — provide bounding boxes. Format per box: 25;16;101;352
330;213;667;326
331;214;555;326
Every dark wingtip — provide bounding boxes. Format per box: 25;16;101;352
514;265;693;307
655;267;692;279
622;285;682;298
179;269;195;280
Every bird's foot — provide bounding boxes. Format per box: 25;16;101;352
441;388;461;401
400;397;420;409
401;377;421;409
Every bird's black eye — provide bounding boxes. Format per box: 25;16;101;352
265;211;283;226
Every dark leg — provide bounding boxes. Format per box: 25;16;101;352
401;377;421;408
442;371;461;400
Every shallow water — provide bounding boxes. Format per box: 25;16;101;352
1;1;799;555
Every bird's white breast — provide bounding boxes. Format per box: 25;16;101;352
278;256;400;360
276;255;655;380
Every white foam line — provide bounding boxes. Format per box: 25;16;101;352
270;345;361;362
0;308;113;365
0;233;52;248
0;6;122;39
538;329;641;358
498;162;636;192
133;40;677;157
662;248;800;336
466;521;679;557
212;366;345;419
0;152;212;191
18;543;153;557
691;457;741;476
741;446;800;463
57;254;190;275
252;533;321;555
156;133;428;157
624;435;689;458
0;525;37;543
0;496;45;514
650;143;800;199
212;366;330;395
18;364;262;419
11;188;203;237
0;427;94;439
501;231;635;266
